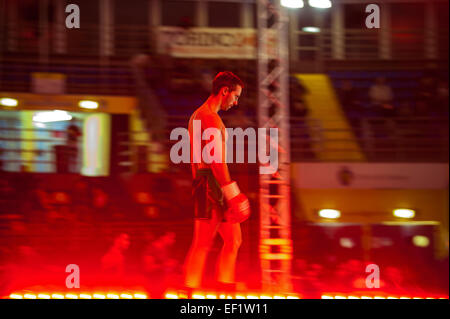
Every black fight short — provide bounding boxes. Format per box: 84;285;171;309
192;169;228;221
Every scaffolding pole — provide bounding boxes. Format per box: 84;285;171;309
257;0;293;292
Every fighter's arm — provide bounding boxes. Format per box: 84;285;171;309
202;113;232;187
202;113;250;223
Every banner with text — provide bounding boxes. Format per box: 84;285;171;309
157;27;276;59
292;163;449;189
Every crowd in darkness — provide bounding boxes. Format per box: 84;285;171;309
0;172;188;297
338;72;449;119
0;172;195;224
1;172;448;297
291;257;448;297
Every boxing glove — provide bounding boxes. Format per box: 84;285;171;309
221;181;251;223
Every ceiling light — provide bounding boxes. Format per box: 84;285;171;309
281;0;304;9
302;26;321;33
318;209;341;219
0;97;18;107
309;0;332;9
79;100;99;109
33;110;72;123
393;209;415;219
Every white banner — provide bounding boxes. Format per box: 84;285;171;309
157;27;276;59
292;163;449;189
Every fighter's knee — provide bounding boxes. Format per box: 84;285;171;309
224;236;242;251
192;238;213;251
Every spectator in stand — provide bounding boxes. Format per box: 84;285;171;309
302;263;326;295
143;232;177;273
12;166;38;216
32;188;52;222
0;178;15;215
439;240;449;293
332;259;362;291
142;231;179;296
157;44;175;94
179;16;194;29
398;101;414;117
199;65;215;96
130;53;167;143
386;265;409;292
339;80;361;118
66;119;82;173
92;186;109;220
101;233;130;277
0;148;3;172
290;76;309;118
368;77;394;117
71;178;92;222
415;75;436;116
435;80;449;116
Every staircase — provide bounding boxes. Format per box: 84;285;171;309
294;74;365;162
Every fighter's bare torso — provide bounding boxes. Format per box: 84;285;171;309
188;105;227;178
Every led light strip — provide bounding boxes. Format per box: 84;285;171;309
321;294;447;299
8;291;148;299
164;291;300;299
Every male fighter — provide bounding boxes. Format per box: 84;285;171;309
183;71;251;291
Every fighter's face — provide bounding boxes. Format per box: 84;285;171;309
221;85;242;111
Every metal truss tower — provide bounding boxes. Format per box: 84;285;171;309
257;0;293;292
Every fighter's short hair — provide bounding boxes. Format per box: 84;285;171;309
212;71;244;95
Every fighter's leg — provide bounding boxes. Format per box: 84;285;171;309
215;221;242;284
183;208;222;288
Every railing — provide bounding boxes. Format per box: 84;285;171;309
0;21;447;94
1;23;151;58
356;116;449;162
116;115;449;170
0;22;447;65
2;20;447;60
304;28;380;61
0;115;447;173
0;61;136;95
293;27;448;62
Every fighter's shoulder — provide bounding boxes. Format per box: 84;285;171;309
192;108;222;127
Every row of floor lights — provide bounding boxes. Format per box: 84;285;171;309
9;292;148;299
165;291;300;299
321;294;447;299
10;291;445;300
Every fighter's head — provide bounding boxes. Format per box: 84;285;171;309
212;71;244;111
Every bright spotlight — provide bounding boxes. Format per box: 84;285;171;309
0;97;18;107
281;0;304;9
79;100;99;109
302;26;321;33
339;237;355;248
318;209;341;219
309;0;332;9
32;110;72;123
393;209;415;219
33;122;46;129
412;235;430;247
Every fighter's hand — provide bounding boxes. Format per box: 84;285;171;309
221;181;251;223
